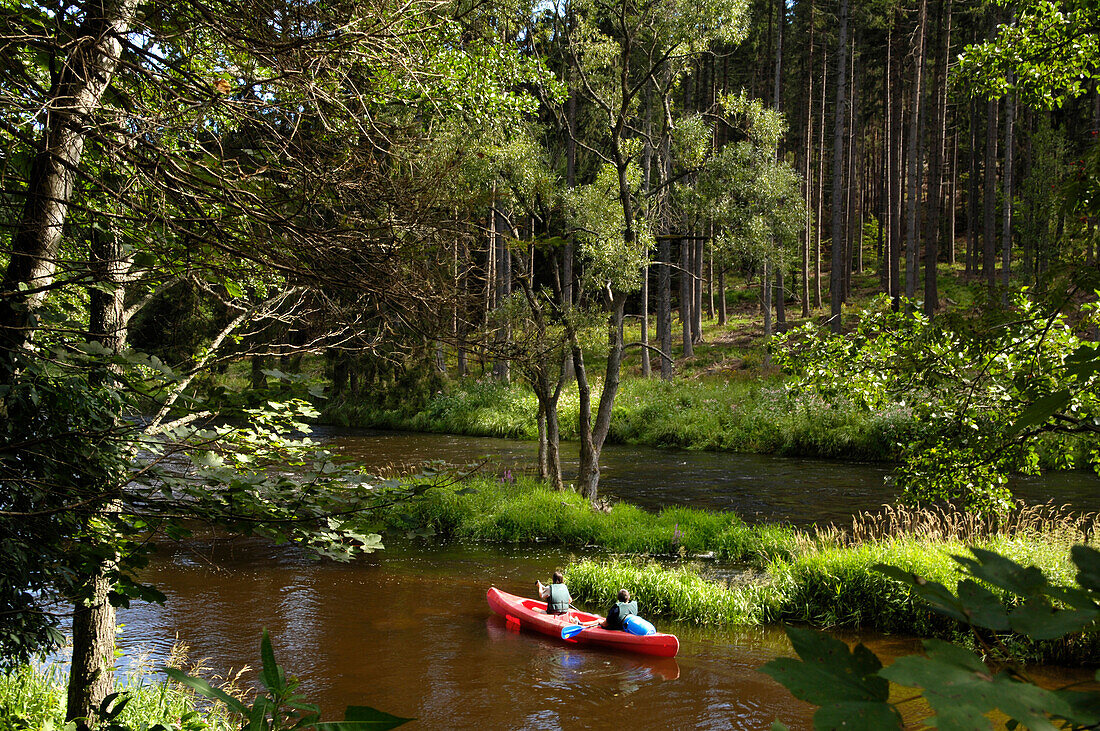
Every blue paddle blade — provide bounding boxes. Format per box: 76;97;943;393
561;624;586;640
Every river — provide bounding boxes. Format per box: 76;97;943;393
110;429;1100;729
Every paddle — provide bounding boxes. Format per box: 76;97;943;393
563;619;607;637
561;623;592;640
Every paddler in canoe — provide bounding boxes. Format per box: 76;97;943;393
576;588;644;632
536;570;572;615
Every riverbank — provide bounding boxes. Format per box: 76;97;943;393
325;376;912;461
382;475;1098;664
0;652;236;731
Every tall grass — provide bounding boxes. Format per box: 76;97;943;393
561;502;1100;664
380;474;797;563
0;644;240;730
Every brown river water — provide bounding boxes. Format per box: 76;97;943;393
108;429;1100;730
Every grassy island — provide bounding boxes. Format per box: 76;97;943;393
381;475;1099;665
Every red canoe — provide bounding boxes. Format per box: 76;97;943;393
486;587;680;658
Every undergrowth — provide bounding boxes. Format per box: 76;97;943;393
0;643;239;731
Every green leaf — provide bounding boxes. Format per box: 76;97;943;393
759;627;889;707
1010;389;1072;435
954;580;1010;631
881;640;1074;731
1008;598;1099;640
260;628;284;692
955;548;1048;598
1073;545;1100;594
163;668;249;715
312;706;415;730
811;701;902;731
873;564;972;624
1066;344;1100;380
131;251;157;270
224;280;245;299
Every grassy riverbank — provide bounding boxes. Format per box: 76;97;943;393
384;476;1098;663
326;376;912;461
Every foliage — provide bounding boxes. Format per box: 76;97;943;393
699;92;804;272
325;373;912;461
565;558;774;624
567;163;654;294
0;658;235;731
957;0;1100;107
763;545;1100;730
0;633;411;731
0;343;443;668
774;294;1100;513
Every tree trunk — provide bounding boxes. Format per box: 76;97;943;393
67;568;117;729
1002;64;1015;290
905;0;929;304
829;0;849;332
692;238;704;342
67;202;135;730
718;268;727;324
967;92;979;276
816;50;827;310
763;257;773;344
537;404;549;479
883;24;893;296
802;0;815;316
984;97;999;286
0;0;140;368
658;237;673;378
843;36;857;300
680;239;694;358
573;298;626;501
924;0;953;316
890;37;904;308
949;125;958;264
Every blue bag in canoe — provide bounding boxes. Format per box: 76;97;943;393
623;615;656;636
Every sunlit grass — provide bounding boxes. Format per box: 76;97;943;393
0;643;240;731
381;474;797;563
326;372;911;460
560;501;1100;664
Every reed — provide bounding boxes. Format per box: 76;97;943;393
824;500;1098;546
562;521;1100;664
0;641;241;730
565;558;778;625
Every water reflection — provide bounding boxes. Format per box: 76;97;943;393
117;538;814;729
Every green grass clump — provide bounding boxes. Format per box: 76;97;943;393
562;530;1100;665
765;538;968;635
0;662;235;731
381;475;797;563
565;558;774;624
